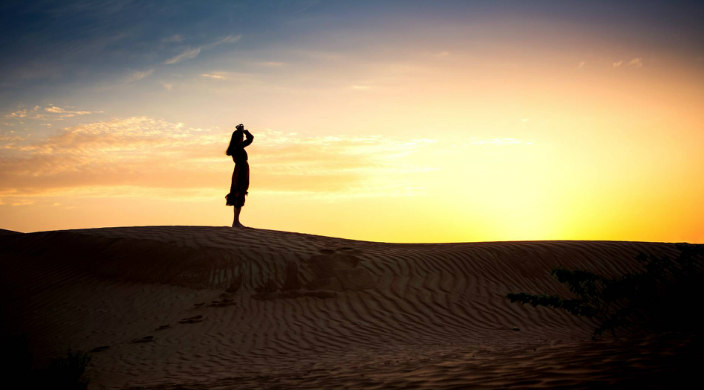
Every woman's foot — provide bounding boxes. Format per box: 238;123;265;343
232;222;246;228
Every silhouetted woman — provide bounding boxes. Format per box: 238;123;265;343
225;124;254;228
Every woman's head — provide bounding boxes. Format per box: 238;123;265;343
233;124;245;141
226;125;245;155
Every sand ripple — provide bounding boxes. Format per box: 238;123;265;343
0;226;692;389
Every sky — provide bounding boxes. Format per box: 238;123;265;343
1;0;703;243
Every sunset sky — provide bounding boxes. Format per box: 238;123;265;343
1;0;703;243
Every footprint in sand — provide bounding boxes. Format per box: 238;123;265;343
155;324;171;331
179;315;204;324
251;248;373;301
90;345;110;353
336;246;362;255
305;248;374;291
208;292;236;307
131;335;154;343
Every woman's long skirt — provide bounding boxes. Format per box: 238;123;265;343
226;161;249;207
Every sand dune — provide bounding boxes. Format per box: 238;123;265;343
0;226;697;389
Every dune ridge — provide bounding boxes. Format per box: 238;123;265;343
0;226;692;389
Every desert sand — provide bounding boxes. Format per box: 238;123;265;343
0;226;699;389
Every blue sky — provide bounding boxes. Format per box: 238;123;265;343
3;0;702;113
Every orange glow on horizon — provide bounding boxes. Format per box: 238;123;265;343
1;15;703;243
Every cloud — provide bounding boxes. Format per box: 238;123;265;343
164;47;202;64
8;199;34;207
4;105;99;121
628;57;643;67
249;131;435;194
201;73;228;80
164;34;241;65
6;109;28;118
45;106;93;116
4;106;39;120
126;68;155;82
0;117;222;195
613;57;643;68
198;71;258;84
0;118;436;200
217;35;242;44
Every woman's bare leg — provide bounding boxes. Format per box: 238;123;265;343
232;206;244;228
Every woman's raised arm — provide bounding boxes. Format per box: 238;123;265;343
243;130;254;147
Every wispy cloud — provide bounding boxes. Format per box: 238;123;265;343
0;117;220;195
628;57;643;67
0;118;435;200
44;105;94;117
252;130;435;193
5;108;29;118
165;47;202;64
216;35;242;45
126;68;155;82
164;34;241;65
613;57;643;68
201;73;228;80
199;71;257;84
4;105;100;120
